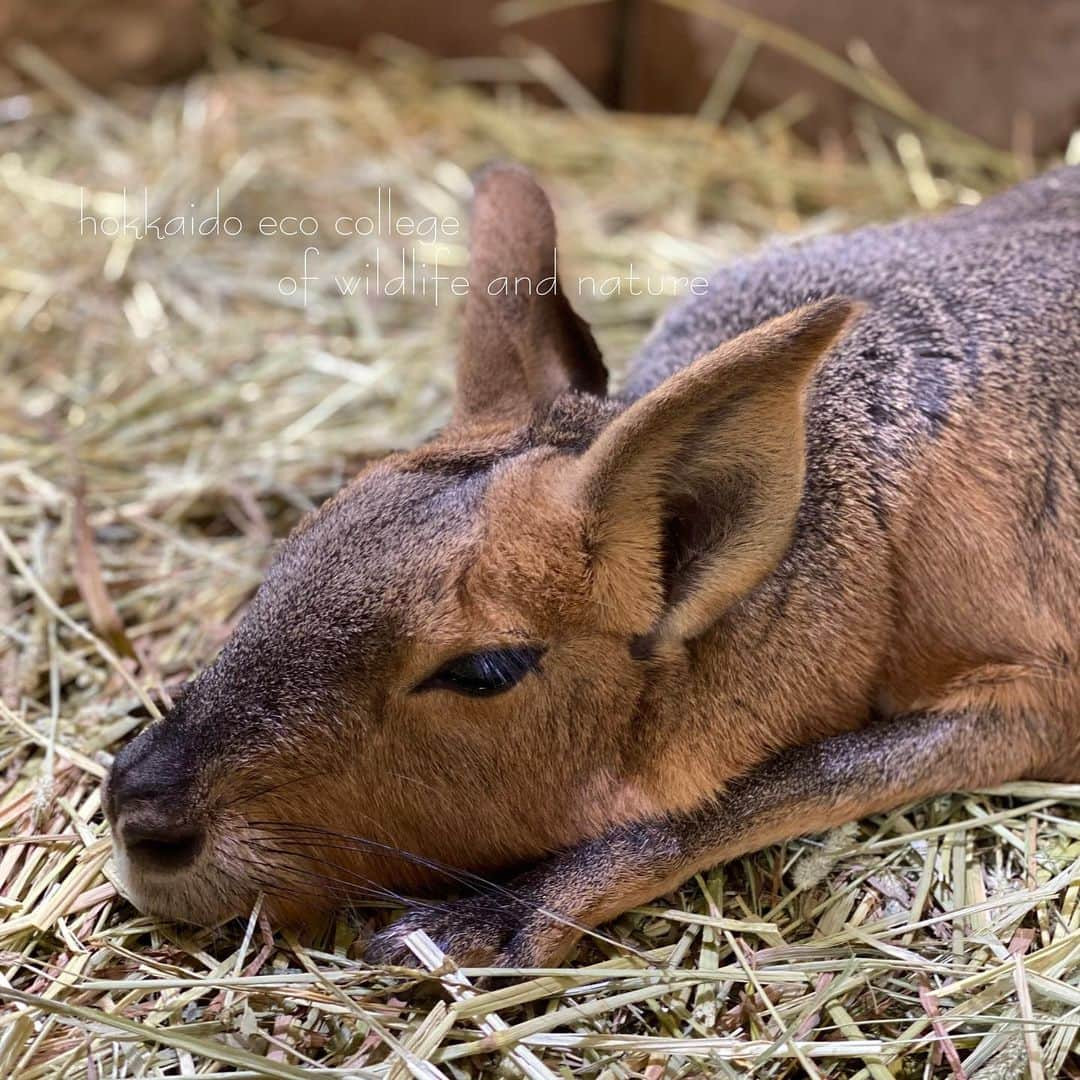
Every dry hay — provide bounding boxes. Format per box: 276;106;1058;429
0;30;1078;1080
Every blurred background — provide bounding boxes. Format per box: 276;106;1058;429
2;0;1079;154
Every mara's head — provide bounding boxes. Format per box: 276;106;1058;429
105;165;858;927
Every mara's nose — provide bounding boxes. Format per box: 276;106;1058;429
108;734;205;873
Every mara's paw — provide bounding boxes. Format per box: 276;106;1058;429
364;895;513;968
364;893;582;970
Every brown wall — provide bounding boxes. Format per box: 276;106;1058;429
0;0;206;87
629;0;1080;155
2;0;1078;154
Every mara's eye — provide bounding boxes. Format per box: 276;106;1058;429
417;646;544;697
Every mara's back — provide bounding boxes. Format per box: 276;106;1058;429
628;166;1080;766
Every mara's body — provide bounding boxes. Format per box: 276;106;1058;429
620;166;1080;801
106;165;1080;966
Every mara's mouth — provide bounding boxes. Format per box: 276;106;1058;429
109;828;375;930
110;840;245;926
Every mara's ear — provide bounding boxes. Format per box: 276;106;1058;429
455;164;607;426
574;298;863;642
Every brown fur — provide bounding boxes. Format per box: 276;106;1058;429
105;164;1080;966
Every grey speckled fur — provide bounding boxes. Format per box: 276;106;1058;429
627;164;1080;486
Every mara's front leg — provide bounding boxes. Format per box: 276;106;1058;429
367;707;1065;968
